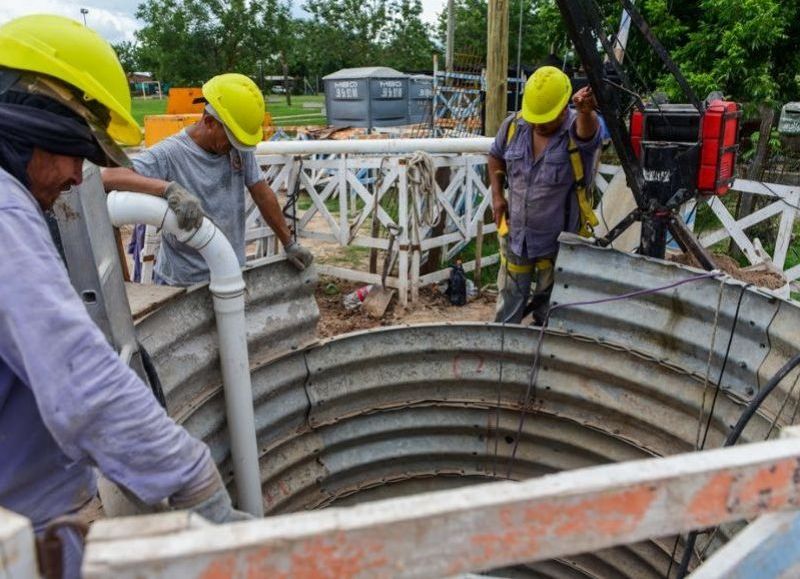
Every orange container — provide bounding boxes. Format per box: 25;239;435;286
144;114;201;147
166;87;205;114
144;113;274;147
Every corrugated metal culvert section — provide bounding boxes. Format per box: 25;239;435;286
133;258;319;418
234;323;770;578
143;245;800;578
550;235;800;419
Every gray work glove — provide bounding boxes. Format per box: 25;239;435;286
164;181;204;231
285;241;314;271
186;487;254;523
169;461;253;523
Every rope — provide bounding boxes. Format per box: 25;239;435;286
406;150;441;229
282;156;303;242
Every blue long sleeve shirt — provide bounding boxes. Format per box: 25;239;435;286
0;167;215;533
489;110;602;259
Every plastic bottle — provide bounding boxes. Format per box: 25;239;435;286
342;285;373;310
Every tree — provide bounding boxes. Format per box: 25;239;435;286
302;0;390;69
382;0;435;71
433;0;593;71
111;41;140;75
638;0;800;108
134;0;286;85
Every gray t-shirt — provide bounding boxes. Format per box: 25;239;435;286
132;130;262;285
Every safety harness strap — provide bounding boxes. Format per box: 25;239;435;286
504;113;597;238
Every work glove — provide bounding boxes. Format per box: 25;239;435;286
165;182;204;231
169;461;253;523
285;241;314;271
186;487;254;523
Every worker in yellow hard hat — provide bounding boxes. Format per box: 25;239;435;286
0;14;249;579
488;65;601;325
103;73;313;286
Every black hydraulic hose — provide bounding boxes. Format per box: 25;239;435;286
675;352;800;578
138;341;167;410
725;353;800;446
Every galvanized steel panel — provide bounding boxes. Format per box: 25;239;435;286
134;258;318;418
135;247;800;577
549;235;780;401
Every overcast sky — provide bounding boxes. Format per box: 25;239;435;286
0;0;445;44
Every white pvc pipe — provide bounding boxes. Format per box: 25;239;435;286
255;137;493;156
107;191;264;517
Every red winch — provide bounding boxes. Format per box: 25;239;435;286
630;100;741;197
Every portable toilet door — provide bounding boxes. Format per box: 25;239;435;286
324;66;408;131
408;75;434;125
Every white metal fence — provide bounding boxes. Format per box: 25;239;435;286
596;163;800;283
254;138;497;306
133;142;800;304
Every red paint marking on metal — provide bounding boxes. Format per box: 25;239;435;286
245;546;274;579
474;354;485;374
736;460;797;511
546;485;656;537
199;553;238;579
458;486;654;574
452;353;485;380
234;532;389;579
688;471;734;527
452;354;461;379
456;507;535;574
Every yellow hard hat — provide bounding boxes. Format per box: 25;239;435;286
202;73;264;150
521;66;572;124
0;14;141;151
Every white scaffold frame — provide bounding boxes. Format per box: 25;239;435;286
254;147;498;306
595;164;800;283
132;149;800;303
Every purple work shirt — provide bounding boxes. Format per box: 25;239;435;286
489;110;602;259
0;167;214;533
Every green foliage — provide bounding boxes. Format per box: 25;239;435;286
111;41;140;74
434;0;568;67
382;0;436;70
128;0;797;112
134;0;293;85
133;0;434;85
630;0;800;108
740;127;782;162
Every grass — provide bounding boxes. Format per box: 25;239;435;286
131;97;169;125
131;94;327;128
452;230;501;288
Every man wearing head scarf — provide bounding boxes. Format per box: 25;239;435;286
102;73;313;286
0;15;250;578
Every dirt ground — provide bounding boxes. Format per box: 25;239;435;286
668;252;787;290
315;276;497;338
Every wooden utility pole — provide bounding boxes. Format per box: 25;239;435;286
485;0;509;136
446;0;455;71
